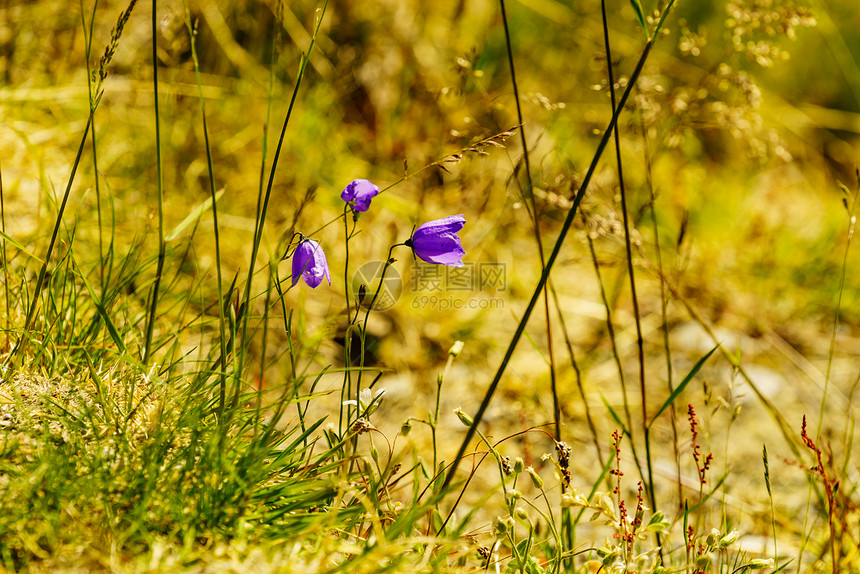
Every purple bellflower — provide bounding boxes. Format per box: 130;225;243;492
407;215;466;267
341;179;380;212
291;239;331;288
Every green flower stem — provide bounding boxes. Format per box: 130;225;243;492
341;204;357;433
355;242;404;408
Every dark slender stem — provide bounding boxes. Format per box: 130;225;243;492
90;120;103;289
585;216;633;431
548;283;603;461
600;0;654;509
548;282;595;557
584;212;648;496
499;0;532;192
642;118;682;509
82;0;104;291
498;0;561;444
143;0;166;365
441;39;655;493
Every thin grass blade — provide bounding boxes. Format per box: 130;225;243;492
75;262;127;354
601;395;630;436
166;189;226;242
649;345;717;428
0;231;45;265
629;0;648;37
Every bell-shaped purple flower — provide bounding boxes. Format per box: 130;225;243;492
341;179;380;212
408;215;466;267
291;239;331;288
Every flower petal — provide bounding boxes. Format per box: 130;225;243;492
292;239;331;288
411;214;466;267
341;179;380;212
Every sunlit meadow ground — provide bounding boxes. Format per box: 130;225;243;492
2;0;860;572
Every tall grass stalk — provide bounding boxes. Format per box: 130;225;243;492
549;283;603;462
183;2;229;420
599;0;655;510
799;175;858;574
81;0;106;291
585;217;633;431
497;0;561;445
442;5;674;491
642;122;682;507
0;159;8;349
762;444;779;566
258;264;274;397
496;0;573;552
818;176;858;441
236;1;329;406
14;110;93;365
142;0;166;365
6;0;839;570
584;215;650;491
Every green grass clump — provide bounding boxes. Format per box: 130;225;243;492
1;0;859;572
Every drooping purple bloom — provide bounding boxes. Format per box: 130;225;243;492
341;179;380;212
408;215;466;267
291;239;331;288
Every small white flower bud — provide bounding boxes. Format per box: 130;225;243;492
706;528;720;547
453;407;473;427
400;420;413;436
747;558;774;570
526;467;544;489
719;529;739;547
513;457;525;474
